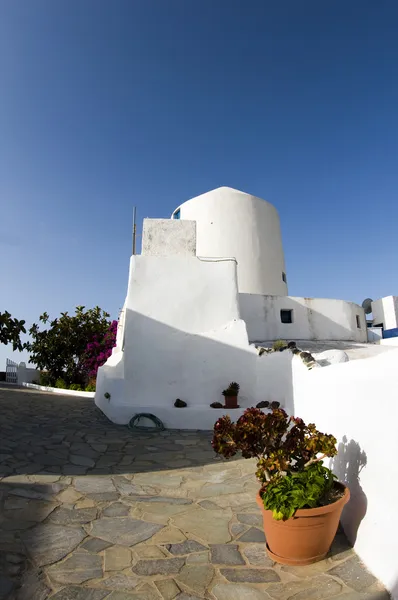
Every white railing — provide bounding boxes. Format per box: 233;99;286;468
5;358;18;384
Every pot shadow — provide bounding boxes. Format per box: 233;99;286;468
330;436;368;546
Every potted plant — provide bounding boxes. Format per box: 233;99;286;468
212;407;350;565
222;382;240;409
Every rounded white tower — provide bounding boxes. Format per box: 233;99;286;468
172;187;288;296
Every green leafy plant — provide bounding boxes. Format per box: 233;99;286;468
85;379;96;392
39;371;51;387
222;382;240;397
212;407;338;520
0;311;26;351
55;378;66;389
263;463;336;520
24;306;112;387
272;339;287;351
69;383;83;391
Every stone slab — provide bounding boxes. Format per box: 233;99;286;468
328;556;377;592
220;568;280;583
21;523;86;566
166;540;207;555
210;544;245;565
90;517;163;546
47;551;103;584
132;557;185;576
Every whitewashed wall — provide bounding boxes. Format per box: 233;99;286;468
96;252;296;427
371;296;398;329
240;294;367;342
173;187;288;296
293;351;398;598
96;218;296;427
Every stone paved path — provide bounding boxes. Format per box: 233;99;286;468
0;385;390;600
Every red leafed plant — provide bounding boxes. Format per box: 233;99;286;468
212;408;339;520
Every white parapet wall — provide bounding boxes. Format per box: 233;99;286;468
23;382;95;398
240;294;367;343
293;350;398;597
371;295;398;329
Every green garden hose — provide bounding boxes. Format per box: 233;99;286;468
128;413;165;431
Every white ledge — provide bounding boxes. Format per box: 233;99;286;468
22;382;95;398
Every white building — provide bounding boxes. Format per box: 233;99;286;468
173;187;367;344
96;185;370;428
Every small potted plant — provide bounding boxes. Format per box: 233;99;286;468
222;382;240;409
212;407;350;565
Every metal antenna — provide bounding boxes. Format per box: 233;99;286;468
132;206;137;255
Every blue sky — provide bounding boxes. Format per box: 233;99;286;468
1;1;398;368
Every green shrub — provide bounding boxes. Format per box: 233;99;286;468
55;378;67;389
39;371;52;386
85;383;96;392
69;383;83;391
272;339;287;351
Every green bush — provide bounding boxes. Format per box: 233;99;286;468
55;378;67;389
85;383;96;392
39;371;52;386
272;339;287;351
69;383;83;391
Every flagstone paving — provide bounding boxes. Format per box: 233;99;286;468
0;385;391;599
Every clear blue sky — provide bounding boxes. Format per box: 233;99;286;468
1;1;398;368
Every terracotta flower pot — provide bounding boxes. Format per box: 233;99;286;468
224;395;238;409
256;483;350;565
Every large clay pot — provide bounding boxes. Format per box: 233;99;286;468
224;395;238;409
256;483;350;565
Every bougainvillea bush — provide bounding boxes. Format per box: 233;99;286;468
82;320;117;379
212;407;338;520
25;306;113;387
